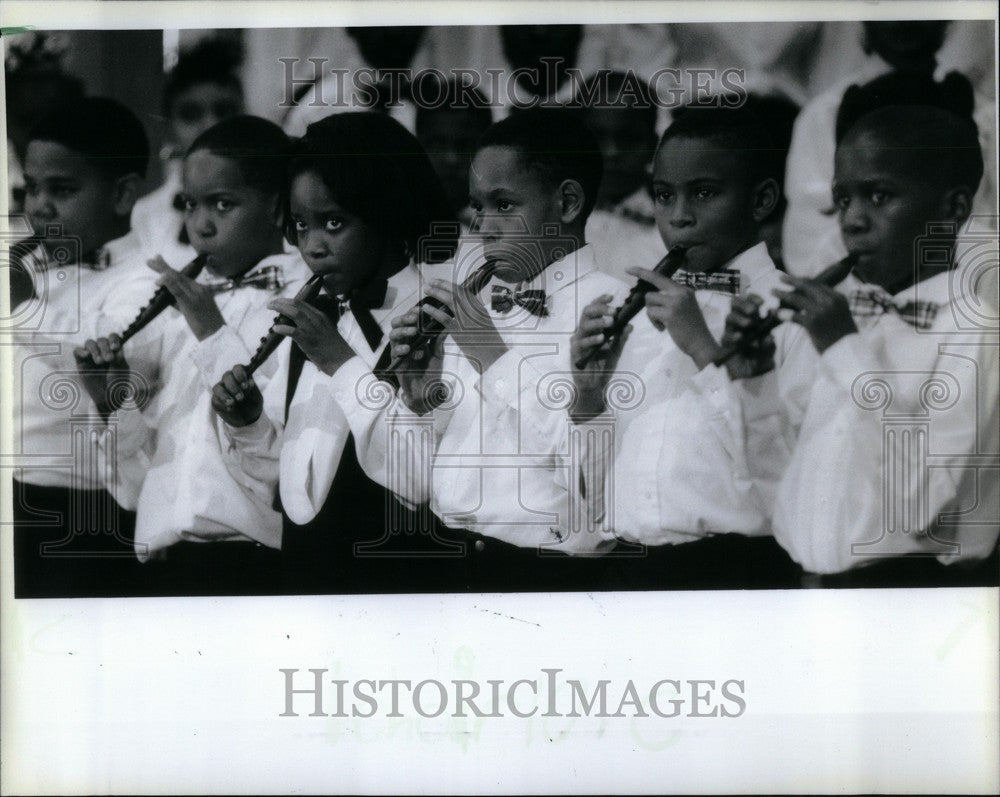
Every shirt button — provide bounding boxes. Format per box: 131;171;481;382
474;540;486;553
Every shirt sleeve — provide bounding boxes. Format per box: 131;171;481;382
96;401;155;511
219;410;281;507
773;326;1000;574
329;355;441;509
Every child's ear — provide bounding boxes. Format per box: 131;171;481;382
112;173;142;218
558;179;586;224
750;177;780;223
941;186;973;226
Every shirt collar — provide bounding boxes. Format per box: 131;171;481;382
724;241;775;294
375;261;422;321
845;268;961;309
517;243;597;296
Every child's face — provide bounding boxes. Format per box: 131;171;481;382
651;137;759;273
23;140;124;259
169;82;243;154
181;149;280;277
417;110;488;215
585;106;654;208
469;145;564;283
833;133;950;292
288;170;389;298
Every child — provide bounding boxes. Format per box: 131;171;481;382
387;107;629;590
211;112;459;594
413;75;493;231
577;71;665;283
768;104;998;584
10;96;158;597
131;38;245;268
569;105;813;590
781;21;996;276
74;115;305;595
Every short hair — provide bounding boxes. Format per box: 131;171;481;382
163;37;243;116
287;111;458;264
475;106;604;220
28;96;150;179
839;105;984;196
413;74;493;131
657;104;783;188
836;71;975;143
187;115;290;195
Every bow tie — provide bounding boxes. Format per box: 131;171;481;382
202;264;285;293
848;288;938;330
490;285;549;317
672;269;741;295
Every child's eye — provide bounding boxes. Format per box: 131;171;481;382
870;191;890;206
833;194;850;211
52;186;78;199
653;190;673;205
181;198;196;212
214;199;234;212
694;188;716;200
293;220;308;233
496;200;513;212
469;200;482;213
325;218;343;232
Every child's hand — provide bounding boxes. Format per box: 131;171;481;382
720;295;777;380
267;297;354;376
211;365;264;427
389;307;447;415
773;274;857;354
630;266;722;370
147;255;225;341
73;333;134;419
569;295;631;422
422;279;508;372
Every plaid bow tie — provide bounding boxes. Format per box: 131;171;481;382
672;268;741;295
203;264;285;293
848;289;938;330
490;285;549;317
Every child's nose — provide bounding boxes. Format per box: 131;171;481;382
26;192;56;222
840;200;869;233
669;196;694;228
300;229;329;260
191;207;215;237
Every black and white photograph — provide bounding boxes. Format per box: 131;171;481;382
1;0;998;793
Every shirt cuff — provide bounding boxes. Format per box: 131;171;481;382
105;405;149;458
223;411;275;451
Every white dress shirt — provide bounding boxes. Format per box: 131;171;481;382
596;242;816;546
773;267;1000;574
9;231;159;490
100;251;310;560
346;244;628;553
222;262;428;526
